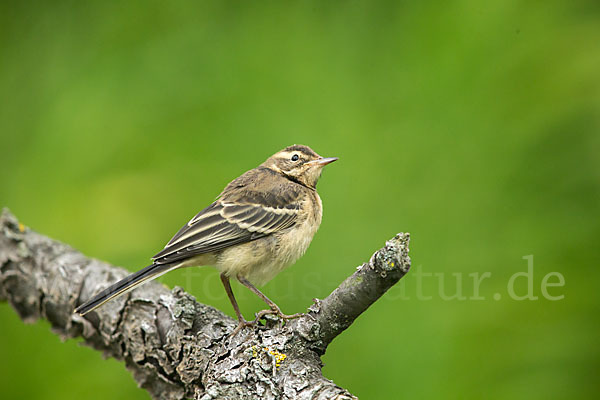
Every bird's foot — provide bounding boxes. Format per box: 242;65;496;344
253;305;304;326
280;311;304;320
229;308;305;337
271;303;304;320
229;318;255;338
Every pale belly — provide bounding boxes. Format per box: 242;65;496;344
215;215;320;286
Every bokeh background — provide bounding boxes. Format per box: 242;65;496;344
1;1;599;399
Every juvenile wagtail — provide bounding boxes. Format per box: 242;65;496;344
75;145;337;333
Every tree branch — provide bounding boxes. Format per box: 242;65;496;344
0;208;410;399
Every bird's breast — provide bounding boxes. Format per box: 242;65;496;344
274;190;322;269
216;191;323;286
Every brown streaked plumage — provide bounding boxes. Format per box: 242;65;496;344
74;145;337;335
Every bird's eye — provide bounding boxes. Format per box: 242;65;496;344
291;154;299;162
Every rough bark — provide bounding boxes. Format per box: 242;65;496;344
0;208;410;400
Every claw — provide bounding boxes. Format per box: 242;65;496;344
279;311;304;320
254;305;304;325
271;304;304;320
236;275;304;323
229;318;255;338
253;308;276;324
228;308;304;338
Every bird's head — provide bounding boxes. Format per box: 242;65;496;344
262;144;338;189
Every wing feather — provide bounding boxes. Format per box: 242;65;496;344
152;200;300;265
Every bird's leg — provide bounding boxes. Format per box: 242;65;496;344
236;275;304;322
220;273;254;336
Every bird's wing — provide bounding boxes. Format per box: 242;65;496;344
152;200;300;265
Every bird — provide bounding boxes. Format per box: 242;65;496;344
74;144;337;335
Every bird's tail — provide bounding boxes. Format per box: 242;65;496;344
74;263;180;315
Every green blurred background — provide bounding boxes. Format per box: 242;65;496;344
1;1;599;398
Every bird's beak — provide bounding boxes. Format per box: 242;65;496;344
309;157;338;166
